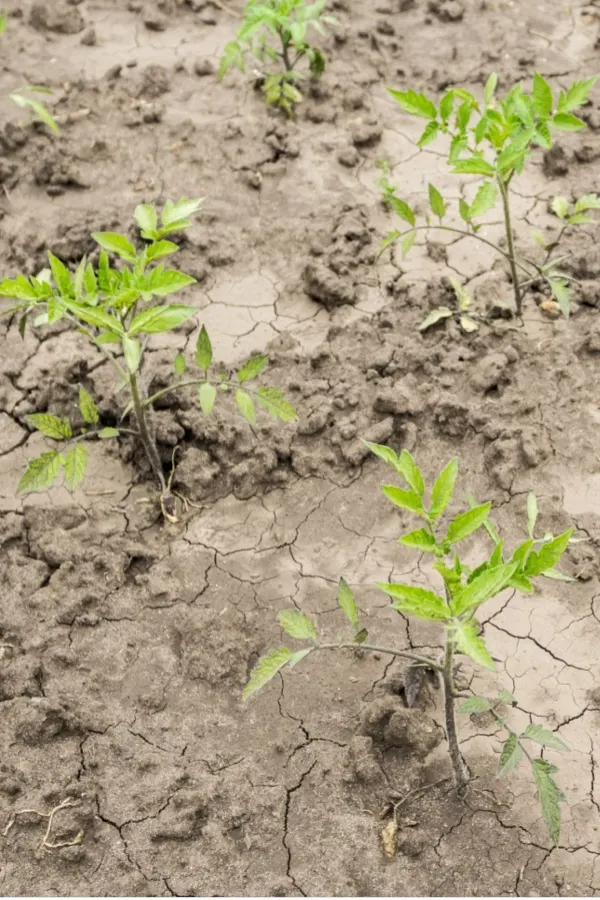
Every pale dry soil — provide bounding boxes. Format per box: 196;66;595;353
2;0;600;895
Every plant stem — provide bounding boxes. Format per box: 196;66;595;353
497;176;523;315
318;642;443;671
441;632;469;795
128;370;166;495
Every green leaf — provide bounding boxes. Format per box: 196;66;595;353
439;90;455;122
484;73;498;106
18;451;63;494
452;158;496;177
337;577;359;631
498;688;517;705
446;503;491;544
279;609;317;641
525;529;573;577
354;628;368;644
382;485;423;515
527;492;538;538
242;647;293;701
551;112;586;131
389;197;416;226
199;382;217;416
387;88;437;119
79;387;99;425
92;232;137;263
0;12;6;35
134;204;158;239
195;325;213;371
417;121;440;148
236;389;256;424
543;568;575;583
532;758;565;845
9;92;58;134
551;196;569;220
63;444;87;491
429;458;458;520
459;315;478;333
122;335;142;374
468;181;498;219
458;198;471;223
401;230;416;257
395;450;424;496
450;276;471;312
534;123;552;148
379;583;450;621
64;302;124;335
47;252;72;296
428;184;446;219
146;240;179;262
574;193;600;213
399;528;437;553
532;73;553;118
419;307;453;331
256;386;296;422
567;213;593;225
379;230;401;256
363;441;398;468
557;76;597;113
145;269;196;296
458;696;491;714
523;724;568;752
498;732;523;775
128;305;196;335
174;353;186;376
161;197;203;228
454;619;495;670
237;354;268;384
453;562;518;615
27;414;72;440
98;427;119;439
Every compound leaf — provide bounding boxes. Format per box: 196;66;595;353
243;647;293;701
337;577;359;631
557;76;597;113
280;609;317;641
532;758;565;845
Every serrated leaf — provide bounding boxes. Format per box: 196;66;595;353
557;76;597;113
379;583;450;621
237;354;268;384
419;307;453;331
174;353;186;376
395;450;424;496
144;268;196;296
527;492;538;538
552;112;586;131
27;414;72;440
128;304;196;335
468;181;498;219
484;72;498;107
79;387;99;425
575;193;600;213
428;184;446;219
389;196;416;226
534;122;552;148
279;609;317;641
64;301;124;335
161;197;203;228
18;451;63;494
498;732;523;774
364;441;398;468
402;230;416;257
122;335;142;374
452;158;496;177
236;389;256;424
454;619;495;670
195;325;213;371
458;198;471;223
92;232;137;263
242;647;293;701
98;427;119;439
429;458;458;520
256;386;296;422
63;444;87;491
399;528;436;553
417;120;440;147
453;562;518;615
382;485;423;515
446;503;491;544
551;196;569;220
199;382;217;416
146;240;179;262
523;724;568;752
387;88;437;119
337;577;359;632
47;252;72;297
532;73;553;118
532;758;565;845
458;696;491;714
134;204;158;238
525;529;572;577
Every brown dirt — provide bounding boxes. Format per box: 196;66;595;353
2;0;600;895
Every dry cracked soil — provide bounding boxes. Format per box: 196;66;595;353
2;0;600;895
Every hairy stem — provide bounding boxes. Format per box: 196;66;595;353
128;371;166;494
497;176;523;315
441;633;469;795
318;642;443;671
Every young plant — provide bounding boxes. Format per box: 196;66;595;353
0;12;58;134
0;199;296;519
218;0;336;116
420;275;479;333
382;73;599;317
245;447;574;845
375;158;398;210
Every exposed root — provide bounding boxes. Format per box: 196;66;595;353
2;797;84;851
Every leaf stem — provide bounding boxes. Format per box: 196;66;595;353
317;642;443;671
497;176;523;315
128;370;166;494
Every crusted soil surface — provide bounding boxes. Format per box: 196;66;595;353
2;0;600;895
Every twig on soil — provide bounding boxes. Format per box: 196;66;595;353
209;0;241;16
2;797;84;850
387;776;453;823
